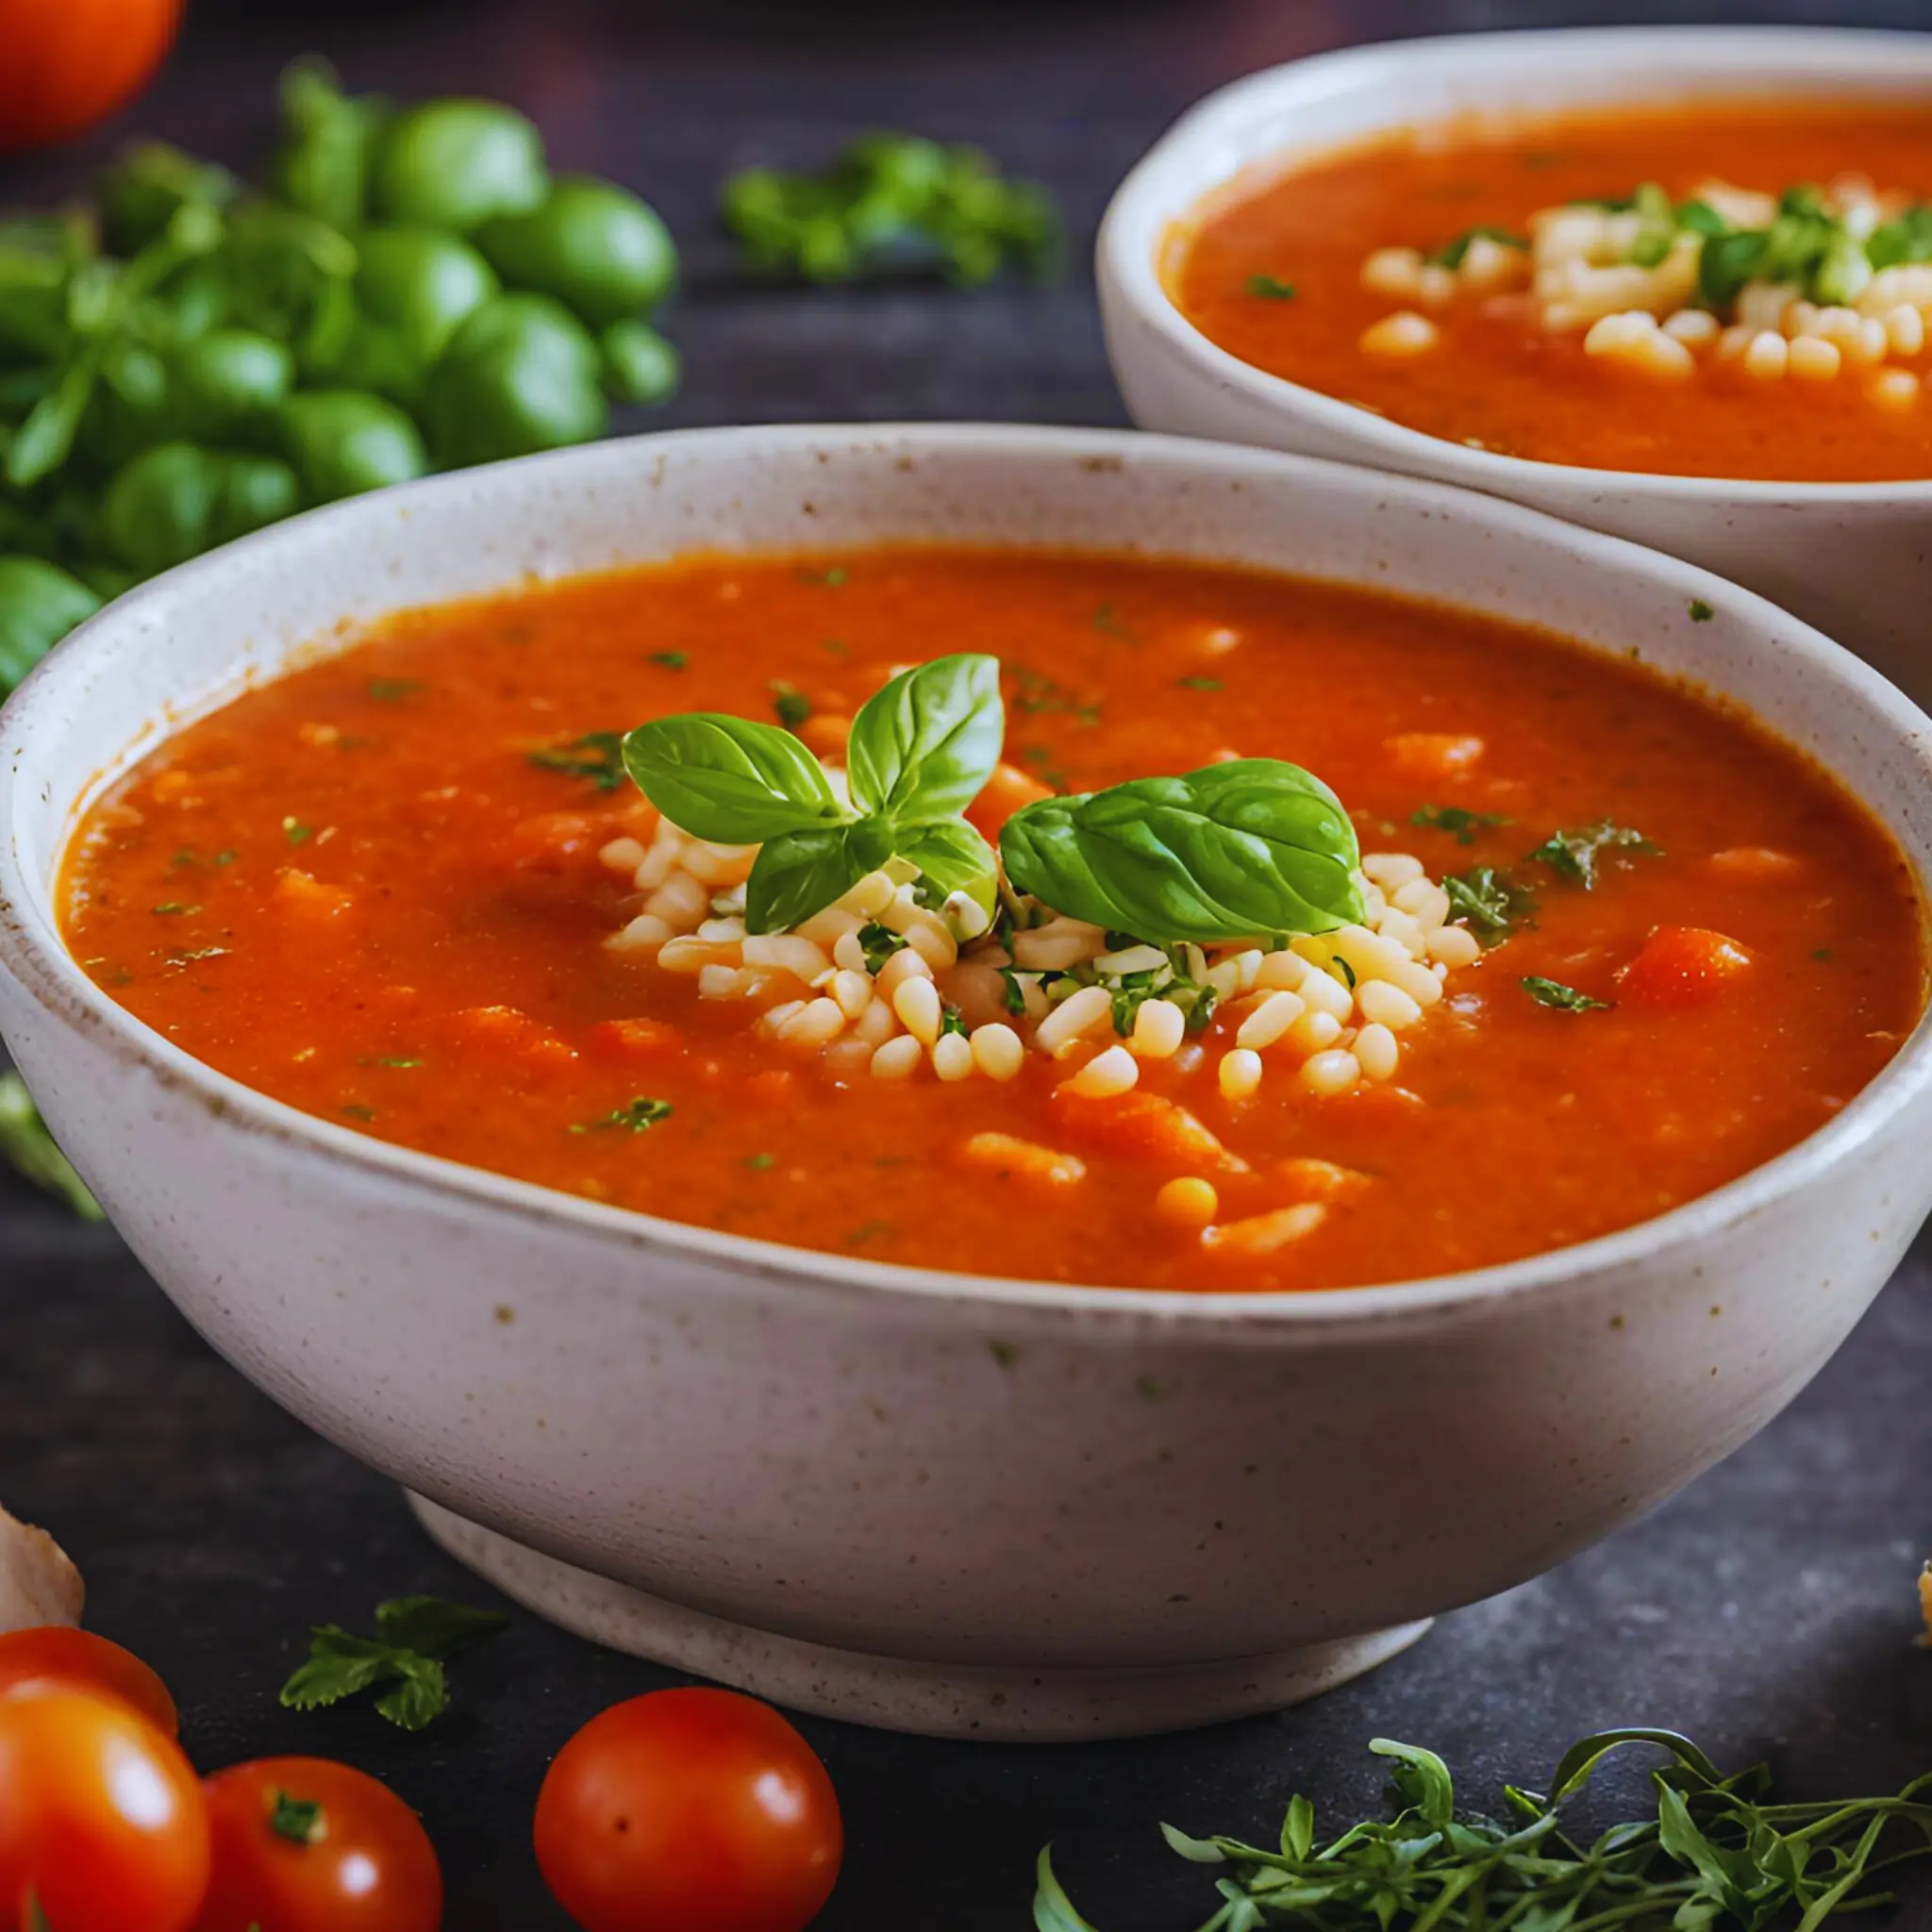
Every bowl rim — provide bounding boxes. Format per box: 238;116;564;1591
4;419;1930;1337
1097;22;1932;506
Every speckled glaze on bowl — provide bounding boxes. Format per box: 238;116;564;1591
3;425;1931;1740
1099;26;1932;708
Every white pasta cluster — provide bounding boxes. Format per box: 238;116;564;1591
1354;174;1931;412
597;802;1479;1104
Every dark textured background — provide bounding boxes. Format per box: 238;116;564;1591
5;2;1932;1925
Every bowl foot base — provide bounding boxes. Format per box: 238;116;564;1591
406;1492;1431;1741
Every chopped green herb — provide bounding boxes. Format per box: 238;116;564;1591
1244;274;1297;300
172;845;236;870
1429;224;1528;269
367;679;421;703
571;1096;674;1134
1333;957;1357;990
846;1219;891;1247
1177;675;1224;691
1034;1726;1932;1932
1091;602;1133;641
1626;180;1678;268
24;1893;50;1932
1528;820;1650;890
151;902;199;916
798;565;847;587
744;1152;776;1170
1019;744;1068;791
1522;974;1610;1012
1441;865;1536;943
1814;946;1834;960
939;1003;969;1040
1411;803;1509;845
1689;598;1714;623
821;638;849;657
649;650;689;671
1012;667;1101;726
0;1072;104;1221
280;1595;508;1733
340;1105;376;1122
527;731;625;791
858;921;908;974
723;135;1058;287
372;1057;423;1070
282;816;314;844
998;965;1034;1017
270;1792;325;1844
1676;198;1727;239
771;681;812;730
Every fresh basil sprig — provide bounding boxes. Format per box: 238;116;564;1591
998;759;1362;945
624;653;1003;932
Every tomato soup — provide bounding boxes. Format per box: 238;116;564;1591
1174;101;1932;480
59;548;1924;1291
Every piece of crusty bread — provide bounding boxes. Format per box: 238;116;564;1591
0;1502;82;1631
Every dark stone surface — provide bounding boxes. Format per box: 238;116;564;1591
5;2;1932;1924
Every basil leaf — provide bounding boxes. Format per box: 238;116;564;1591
1521;974;1609;1012
746;817;893;933
844;653;1003;824
897;818;998;920
624;712;845;843
1000;758;1361;944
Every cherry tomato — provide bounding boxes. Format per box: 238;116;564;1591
0;1683;210;1932
192;1757;442;1932
0;1627;178;1737
0;0;183;154
1618;924;1754;1009
534;1688;843;1932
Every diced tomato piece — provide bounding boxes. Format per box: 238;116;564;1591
1050;1089;1244;1172
273;867;355;921
502;811;610;874
441;1004;577;1066
1617;925;1753;1008
744;1069;795;1104
589;1018;685;1060
1385;732;1484;777
966;761;1054;842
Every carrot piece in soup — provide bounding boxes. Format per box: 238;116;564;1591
441;1005;577;1066
966;761;1054;842
1618;925;1753;1008
1050;1089;1243;1172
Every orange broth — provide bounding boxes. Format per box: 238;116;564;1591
1174;100;1932;480
59;548;1925;1291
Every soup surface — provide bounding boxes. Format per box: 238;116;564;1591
1175;100;1932;480
61;548;1924;1291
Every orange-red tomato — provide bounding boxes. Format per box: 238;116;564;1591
192;1757;442;1932
534;1688;843;1932
965;759;1053;842
0;1627;179;1737
0;0;183;153
1619;925;1754;1010
0;1683;210;1932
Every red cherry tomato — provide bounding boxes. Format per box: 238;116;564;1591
192;1757;442;1932
0;1683;210;1932
534;1688;843;1932
0;0;183;154
0;1627;179;1737
1618;924;1753;1009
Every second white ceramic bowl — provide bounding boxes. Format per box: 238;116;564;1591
1100;26;1932;707
3;426;1930;1739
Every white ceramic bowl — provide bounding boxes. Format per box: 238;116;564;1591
1100;26;1932;708
4;425;1930;1741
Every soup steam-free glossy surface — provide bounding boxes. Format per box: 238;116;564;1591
60;548;1924;1291
1176;101;1932;481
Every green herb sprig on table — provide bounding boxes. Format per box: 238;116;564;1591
280;1594;508;1731
721;133;1058;286
0;1073;103;1221
1036;1726;1932;1931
